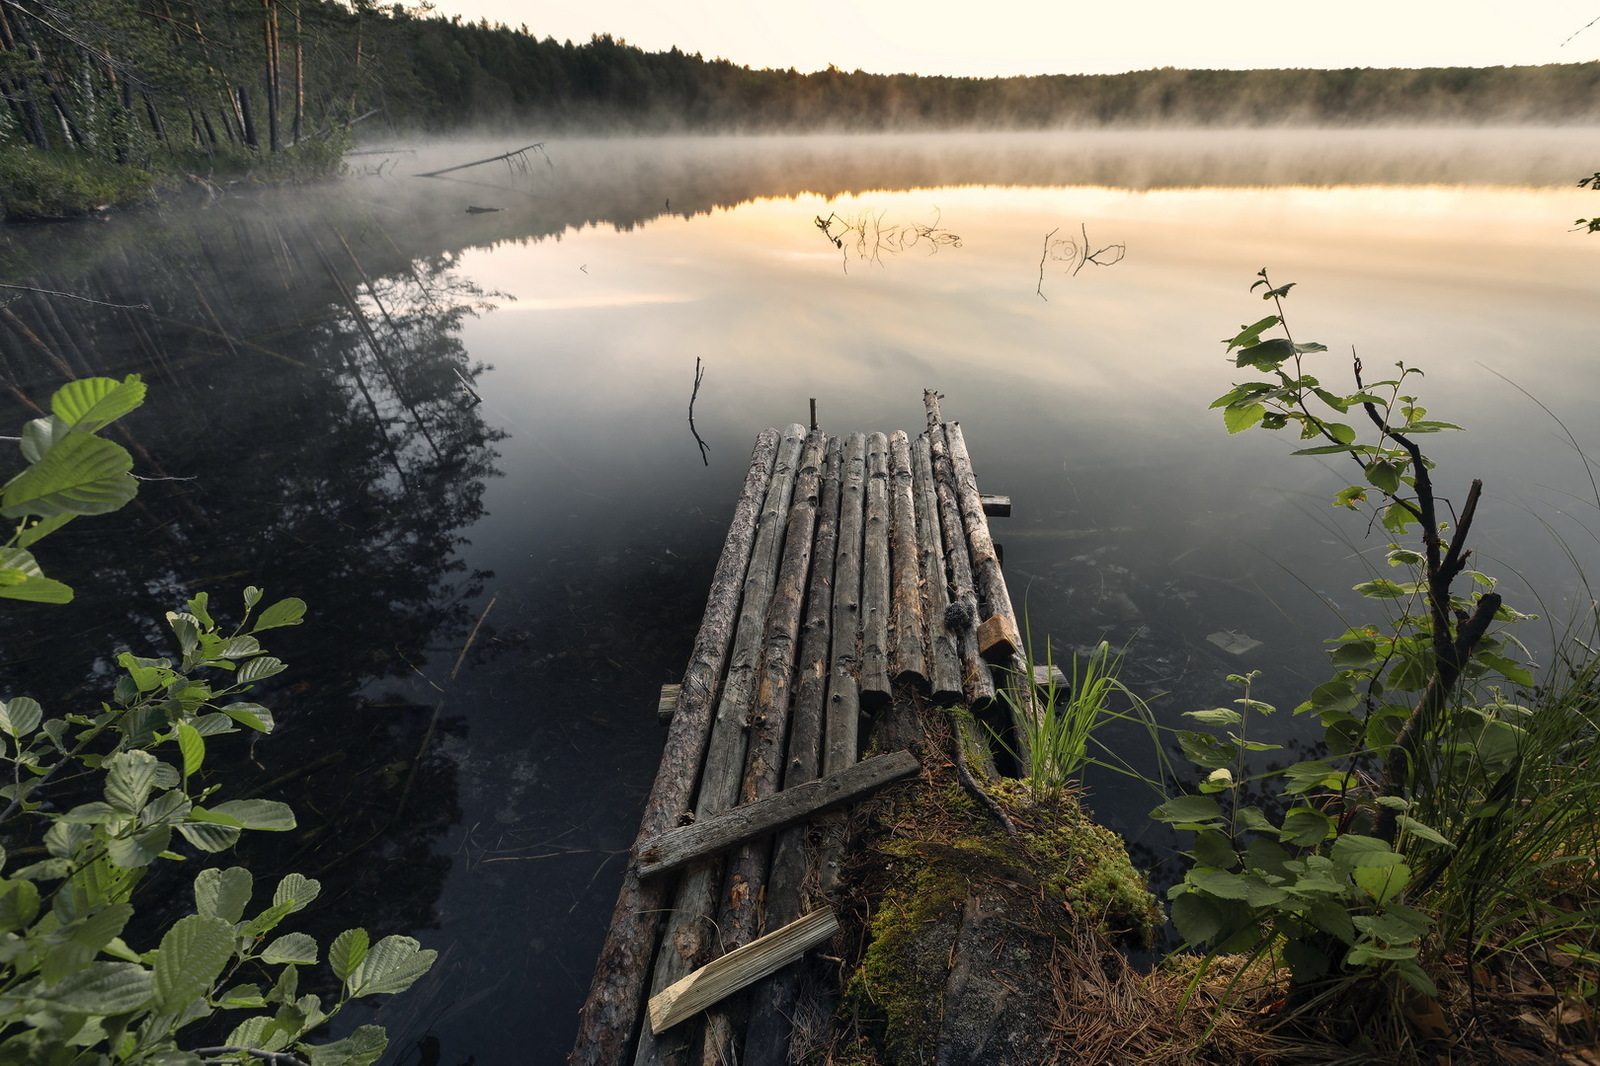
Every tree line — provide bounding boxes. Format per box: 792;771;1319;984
1;0;1597;165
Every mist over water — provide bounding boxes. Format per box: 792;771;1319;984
3;128;1598;1063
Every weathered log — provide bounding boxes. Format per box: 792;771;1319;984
912;435;963;706
636;751;920;879
701;430;826;1065
925;424;995;710
634;425;808;1066
860;431;892;707
888;430;928;689
826;433;867;776
648;909;841;1036
716;431;825;941
570;429;781;1066
946;422;1032;772
739;437;843;1066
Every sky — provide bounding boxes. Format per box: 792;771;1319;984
418;0;1600;78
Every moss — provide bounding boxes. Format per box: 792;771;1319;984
988;779;1164;947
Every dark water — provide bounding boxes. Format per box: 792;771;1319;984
2;129;1598;1063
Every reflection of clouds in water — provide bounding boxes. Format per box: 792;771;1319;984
511;293;695;311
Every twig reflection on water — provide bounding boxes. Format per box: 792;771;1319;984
688;356;710;466
813;207;962;274
1036;223;1127;301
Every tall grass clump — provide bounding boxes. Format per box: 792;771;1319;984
998;637;1164;802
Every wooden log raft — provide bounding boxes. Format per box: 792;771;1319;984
574;396;1022;1065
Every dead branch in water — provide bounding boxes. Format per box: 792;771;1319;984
688;356;710;466
814;207;962;275
415;142;550;179
1036;222;1127;300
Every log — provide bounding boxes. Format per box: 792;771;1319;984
634;424;808;1066
741;437;843;1066
946;422;1033;772
860;431;892;707
571;429;781;1066
648;909;841;1035
657;683;681;725
925;424;995;710
701;431;826;1065
912;435;963;705
636;751;921;878
715;431;825;943
826;433;867;776
887;430;928;689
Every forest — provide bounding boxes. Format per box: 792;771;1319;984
1;0;1599;217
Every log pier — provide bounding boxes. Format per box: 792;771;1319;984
571;392;1031;1066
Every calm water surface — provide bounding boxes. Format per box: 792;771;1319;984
2;130;1597;1063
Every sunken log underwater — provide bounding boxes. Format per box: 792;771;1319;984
570;391;1162;1066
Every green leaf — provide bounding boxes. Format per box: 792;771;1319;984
305;1024;389;1066
1150;794;1225;826
1224;316;1280;351
1280;807;1333;847
1185;707;1242;727
0;697;42;739
1364;459;1401;494
226;1015;290;1053
195;867;254;925
208;799;296;832
252;598;307;632
260;932;318;966
0;546;73;603
1330;834;1402;870
1170;890;1226;946
177;723;205;782
108;825;172;867
244;586;263;610
345;935;436;997
1328;641;1376;668
222;702;275;733
28;961;153;1013
1176;730;1234;770
1397;815;1453;848
0;880;41;932
104;750;159;814
177;821;241;852
1;431;137;519
51;376;146;434
1223;403;1266;434
1192;830;1237;869
1281;939;1330;982
236;657;286;684
1353;578;1410;600
1332;485;1367;509
329;928;370;982
154;914;235;1012
273;873;321;913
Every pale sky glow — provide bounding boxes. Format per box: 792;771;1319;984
417;0;1600;78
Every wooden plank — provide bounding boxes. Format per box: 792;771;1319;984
860;431;892;707
980;493;1012;518
634;424;809;1066
571;429;781;1066
912;435;963;706
977;613;1019;662
648;909;840;1036
656;683;681;725
635;751;921;878
887;430;928;688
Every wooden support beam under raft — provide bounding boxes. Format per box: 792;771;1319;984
573;395;1025;1066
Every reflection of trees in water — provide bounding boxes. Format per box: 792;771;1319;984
813;207;962;273
0;204;503;966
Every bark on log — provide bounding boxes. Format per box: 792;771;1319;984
570;429;780;1066
861;431;892;707
633;424;808;1066
912;435;963;706
636;751;920;879
926;425;995;710
701;431;826;1065
888;430;928;689
826;433;867;777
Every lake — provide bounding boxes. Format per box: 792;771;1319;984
2;128;1598;1062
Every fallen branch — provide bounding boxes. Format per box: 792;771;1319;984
415;143;547;179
